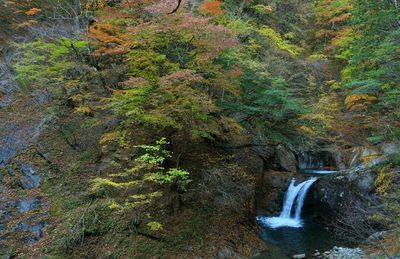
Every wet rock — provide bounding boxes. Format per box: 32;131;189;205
276;145;297;172
234;147;265;175
345;164;377;194
366;230;388;243
216;247;240;259
15;221;30;231
0;132;25;165
252;134;275;163
298;152;324;170
334;151;346;170
322;246;364;259
256;171;308;214
17;198;42;212
355;171;376;194
18;164;41;189
298;149;339;171
0;203;14;223
5;164;15;176
31;222;46;238
317;165;377;211
0;59;18;108
14;221;47;245
25;236;38;245
379;142;400;156
349;146;383;169
31;90;52;107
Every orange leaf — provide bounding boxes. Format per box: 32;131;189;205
200;0;223;16
25;7;42;16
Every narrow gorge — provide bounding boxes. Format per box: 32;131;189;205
0;0;399;258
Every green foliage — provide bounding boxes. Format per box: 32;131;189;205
13;38;88;90
136;138;191;191
146;168;191;191
366;135;385;144
314;0;400;142
338;0;400;138
147;221;163;231
92;137;191;207
257;26;304;57
218;45;307;143
211;1;319;145
101;15;241;141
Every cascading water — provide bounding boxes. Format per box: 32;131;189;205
257;177;318;228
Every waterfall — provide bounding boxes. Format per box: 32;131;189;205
257;177;318;228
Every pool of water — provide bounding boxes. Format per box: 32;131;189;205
257;217;337;257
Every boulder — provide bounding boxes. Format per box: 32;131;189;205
366;231;388;243
332;149;346;170
316;166;377;214
18;164;41;190
379;142;400;156
349;146;383;169
216;247;241;259
323;246;364;259
345;164;377;194
355;171;376;194
276;145;297;172
17;198;42;213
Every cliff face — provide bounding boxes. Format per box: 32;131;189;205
0;52;51;256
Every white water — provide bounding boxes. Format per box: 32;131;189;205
257;177;318;228
302;169;337;175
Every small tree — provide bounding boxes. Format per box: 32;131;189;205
92;137;191;208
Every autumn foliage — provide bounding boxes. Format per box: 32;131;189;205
200;0;223;15
25;7;42;16
345;94;377;111
314;0;352;49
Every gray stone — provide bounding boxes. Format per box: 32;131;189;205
216;247;240;259
31;222;46;238
356;171;376;194
252;134;275;162
17;198;42;212
323;247;364;259
350;146;384;169
19;164;41;189
15;221;29;231
276;145;297;172
366;231;388;243
379;142;400;156
292;253;306;259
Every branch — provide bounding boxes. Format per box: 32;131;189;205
169;0;182;14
